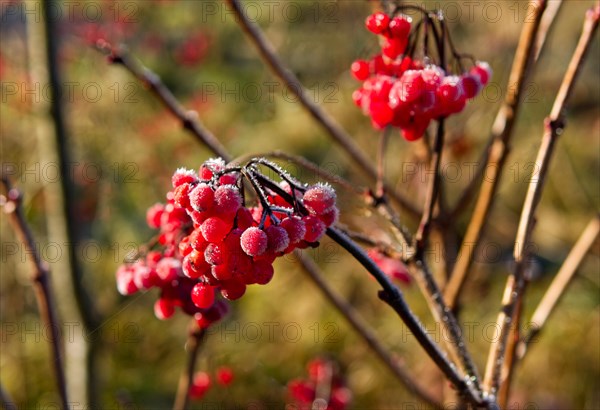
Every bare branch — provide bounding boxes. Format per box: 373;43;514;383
96;42;231;162
1;177;69;410
517;215;599;358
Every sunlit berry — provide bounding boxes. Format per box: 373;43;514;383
154;298;175;320
303;184;337;215
351;60;370;81
240;227;268;256
191;283;215;309
365;12;390;34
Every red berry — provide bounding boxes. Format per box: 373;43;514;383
365;12;390;34
470;61;492;85
352;89;364;107
220;279;246;300
369;101;394;129
199;158;226;180
288;379;315;403
397;70;425;103
154;298;175;320
189;372;211;399
253;260;275;285
388;15;411;39
318;207;339;227
401;117;430;141
200;217;232;243
189;183;214;212
303;184;336;215
191;283;215;309
156;257;181;282
173;183;192;210
172;168;197;188
116;265;138;295
211;263;233;281
204;243;225;266
146;203;165;229
303;215;326;243
214;185;242;215
265;225;290;253
240;227;268;257
381;37;407;59
280;216;306;244
219;172;238;185
216;367;234;386
350;60;370;81
460;74;481;99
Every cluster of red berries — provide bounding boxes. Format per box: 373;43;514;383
116;158;338;329
189;366;235;400
351;11;492;140
367;249;411;285
287;358;352;410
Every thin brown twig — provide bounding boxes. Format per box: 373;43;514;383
294;252;441;407
517;214;600;359
173;324;206;410
224;0;420;219
95;42;231;162
450;0;558;219
444;0;549;310
415;119;445;256
483;7;599;398
1;177;69;410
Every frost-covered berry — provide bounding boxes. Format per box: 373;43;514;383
154;298;175;320
189;183;214;212
199;158;226;180
172;168;198;188
303;215;327;243
240;227;268;256
365;12;390;34
204;243;225;266
303;184;337;215
265;225;290;253
388;15;411;39
191;283;215;309
281;216;306;244
470;61;492;85
214;185;242;215
156;257;181;282
200;217;232;243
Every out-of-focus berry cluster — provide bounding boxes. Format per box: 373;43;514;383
351;11;492;140
287;358;352;410
116;158;338;329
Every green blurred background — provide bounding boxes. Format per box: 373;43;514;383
1;0;598;408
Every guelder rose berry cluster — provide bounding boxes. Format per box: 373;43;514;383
116;158;338;329
351;11;492;140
